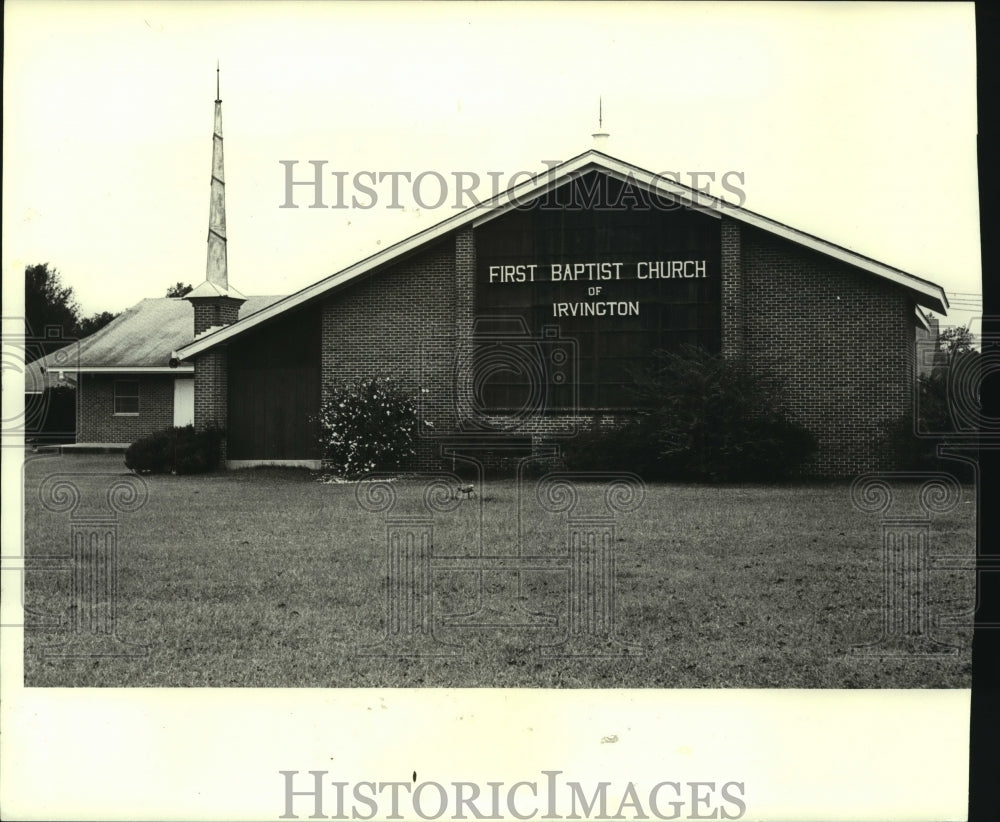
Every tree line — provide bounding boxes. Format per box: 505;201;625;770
24;263;192;362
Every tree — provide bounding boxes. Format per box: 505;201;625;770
76;310;120;337
166;282;193;297
24;263;124;358
938;325;975;356
25;263;79;348
891;323;980;477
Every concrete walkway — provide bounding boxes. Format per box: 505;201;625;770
33;442;130;454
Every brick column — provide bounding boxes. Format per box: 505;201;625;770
454;227;475;429
192;297;243;336
720;217;743;358
193;347;228;457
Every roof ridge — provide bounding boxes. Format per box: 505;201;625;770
175;149;949;359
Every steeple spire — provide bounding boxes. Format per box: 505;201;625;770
591;96;610;149
206;62;227;290
186;65;245;333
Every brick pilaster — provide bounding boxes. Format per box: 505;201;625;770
193;347;229;457
454;227;476;434
720;217;743;358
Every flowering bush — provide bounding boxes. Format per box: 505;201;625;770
316;377;418;477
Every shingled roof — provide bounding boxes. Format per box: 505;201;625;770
25;295;282;390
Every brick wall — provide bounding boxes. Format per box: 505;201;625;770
321;237;457;469
309;210;921;477
318;228;613;472
191;297;243;336
193;348;229;458
740;224;916;475
76;374;175;443
720;217;743;357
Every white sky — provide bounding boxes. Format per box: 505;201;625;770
3;1;981;329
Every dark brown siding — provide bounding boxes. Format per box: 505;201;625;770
227;305;321;460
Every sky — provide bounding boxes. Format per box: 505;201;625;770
3;2;982;331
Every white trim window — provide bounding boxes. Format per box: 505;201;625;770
113;379;139;415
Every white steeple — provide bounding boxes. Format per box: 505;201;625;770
188;63;245;301
592;96;610;149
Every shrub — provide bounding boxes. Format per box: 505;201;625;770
564;346;817;481
561;415;663;476
881;364;978;480
316;377;418;478
124;430;171;474
172;426;224;474
125;425;224;474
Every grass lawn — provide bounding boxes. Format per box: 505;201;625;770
22;454;975;687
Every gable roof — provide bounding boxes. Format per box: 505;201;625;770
26;295;283;386
175;148;950;359
915;307;933;334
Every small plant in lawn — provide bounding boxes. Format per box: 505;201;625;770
316;377;418;478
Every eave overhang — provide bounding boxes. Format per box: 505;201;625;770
176;150;949;359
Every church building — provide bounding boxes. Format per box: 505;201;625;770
36;80;950;476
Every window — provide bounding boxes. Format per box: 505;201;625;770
114;380;139;415
474;179;722;410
